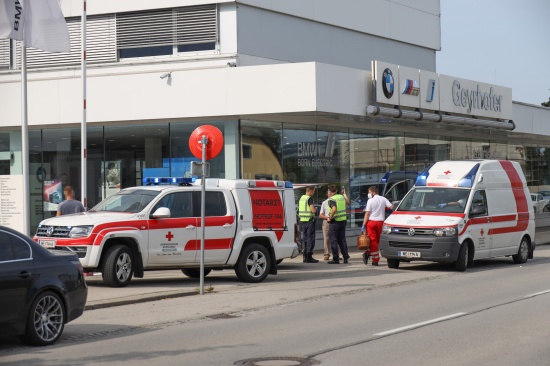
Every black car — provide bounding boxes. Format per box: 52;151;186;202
0;225;88;346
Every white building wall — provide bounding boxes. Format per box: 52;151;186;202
236;5;436;71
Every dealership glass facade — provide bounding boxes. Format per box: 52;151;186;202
2;114;550;232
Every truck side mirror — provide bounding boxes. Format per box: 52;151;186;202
151;207;171;219
470;205;486;217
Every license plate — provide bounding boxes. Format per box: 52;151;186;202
398;251;421;258
39;240;56;249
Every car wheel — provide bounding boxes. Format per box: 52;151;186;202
24;291;65;346
512;237;529;264
181;268;212;278
533;206;537;213
234;244;270;283
544;205;550;213
102;245;133;287
387;258;400;269
455;242;468;272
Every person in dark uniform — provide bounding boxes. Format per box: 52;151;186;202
326;184;351;264
298;186;318;263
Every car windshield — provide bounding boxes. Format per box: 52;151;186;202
90;189;161;213
397;187;470;213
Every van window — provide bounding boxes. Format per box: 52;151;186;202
469;190;488;216
399;187;470;213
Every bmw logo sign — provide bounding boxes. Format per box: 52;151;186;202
382;68;394;99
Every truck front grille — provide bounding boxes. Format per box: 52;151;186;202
391;227;434;235
389;241;433;250
36;226;71;238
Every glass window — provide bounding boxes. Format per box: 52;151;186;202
241;120;282;180
0;231;31;261
193;191;227;216
170;122;226;178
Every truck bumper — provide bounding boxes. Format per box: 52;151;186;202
379;234;461;263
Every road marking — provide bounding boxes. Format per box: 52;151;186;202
373;313;466;336
525;289;550;298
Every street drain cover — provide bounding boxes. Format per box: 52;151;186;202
234;357;320;366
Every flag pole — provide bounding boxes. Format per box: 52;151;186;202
21;40;30;236
81;0;87;209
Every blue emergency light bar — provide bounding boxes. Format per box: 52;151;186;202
415;168;430;186
142;177;195;185
457;164;480;188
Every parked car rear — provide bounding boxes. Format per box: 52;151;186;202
0;225;87;346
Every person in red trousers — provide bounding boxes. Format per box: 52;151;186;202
361;186;393;266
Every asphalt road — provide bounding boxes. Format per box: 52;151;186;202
2;246;550;365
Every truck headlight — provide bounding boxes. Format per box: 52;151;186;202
69;226;93;238
433;227;457;237
382;225;392;234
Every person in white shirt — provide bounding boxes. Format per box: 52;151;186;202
318;192;334;261
361;186;393;266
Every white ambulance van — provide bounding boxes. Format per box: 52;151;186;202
379;160;535;271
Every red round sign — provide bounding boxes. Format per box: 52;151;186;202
189;125;224;160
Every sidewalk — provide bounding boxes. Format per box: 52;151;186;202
84;248;382;310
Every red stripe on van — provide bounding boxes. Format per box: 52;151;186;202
185;238;234;250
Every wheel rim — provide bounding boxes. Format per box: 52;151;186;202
520;241;529;260
116;252;132;282
33;295;64;342
245;250;267;278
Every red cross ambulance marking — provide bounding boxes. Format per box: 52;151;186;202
415;216;421;220
444;170;451;175
166;231;174;241
480;229;484;236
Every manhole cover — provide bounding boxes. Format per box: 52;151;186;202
235;357;320;366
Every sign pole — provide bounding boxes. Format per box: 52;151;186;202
199;135;207;295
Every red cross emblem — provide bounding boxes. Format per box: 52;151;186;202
166;231;174;241
444;170;451;175
415;216;421;220
480;229;484;236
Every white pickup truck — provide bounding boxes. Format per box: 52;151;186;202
34;179;299;287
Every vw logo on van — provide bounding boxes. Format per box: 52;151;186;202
46;226;54;236
408;228;415;236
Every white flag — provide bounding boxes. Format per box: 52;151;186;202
0;0;24;41
0;0;70;53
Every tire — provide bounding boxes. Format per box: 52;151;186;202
234;244;271;283
102;245;134;287
544;205;550;213
181;268;212;278
512;237;529;264
23;291;65;346
387;258;400;269
455;242;468;272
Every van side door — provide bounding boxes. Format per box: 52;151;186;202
467;190;492;258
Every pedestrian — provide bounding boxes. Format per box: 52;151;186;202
57;186;85;216
298;186;319;263
318;191;334;261
361;186;393;266
327;184;350;264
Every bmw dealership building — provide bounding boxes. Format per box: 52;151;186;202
1;0;550;233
